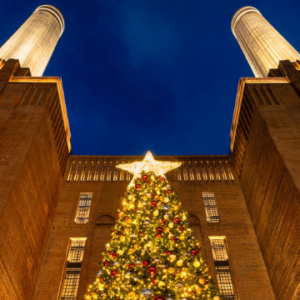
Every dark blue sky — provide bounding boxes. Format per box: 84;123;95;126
1;1;300;156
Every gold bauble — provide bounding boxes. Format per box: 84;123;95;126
177;259;183;266
179;235;185;240
128;291;135;299
198;278;206;285
165;227;170;233
193;261;201;268
168;267;175;273
170;254;176;261
213;297;220;300
128;248;135;254
174;205;179;210
158;281;165;288
153;210;159;216
169;222;174;228
120;236;125;242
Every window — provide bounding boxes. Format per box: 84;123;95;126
100;161;106;182
189;161;195;181
195;161;201;181
226;161;234;181
107;160;112;181
207;161;214;181
60;238;86;300
177;167;181;182
182;162;188;181
80;161;87;182
74;162;81;181
209;238;236;300
219;161;227;181
94;161;100;181
67;161;75;182
120;161;124;181
113;161;118;182
75;193;92;224
87;162;93;182
202;192;220;223
201;161;207;181
213;161;221;181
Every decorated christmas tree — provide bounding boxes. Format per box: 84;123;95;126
84;152;222;300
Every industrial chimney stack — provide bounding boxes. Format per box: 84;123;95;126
0;5;64;76
232;6;300;77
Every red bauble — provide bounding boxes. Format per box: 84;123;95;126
139;231;144;236
98;267;101;270
128;263;135;270
165;250;172;255
143;260;149;267
191;248;199;256
166;190;172;194
103;261;109;267
174;217;181;224
94;288;99;292
156;233;162;239
112;252;118;258
160;177;165;181
110;270;118;277
154;296;165;300
150;193;154;198
149;215;153;218
152;278;157;284
147;181;151;185
160;219;165;226
171;237;177;242
156;227;163;233
135;184;141;190
151;201;157;207
100;277;104;283
148;266;157;276
142;175;149;181
179;226;184;231
117;212;122;218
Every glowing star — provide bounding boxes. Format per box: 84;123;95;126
116;151;181;187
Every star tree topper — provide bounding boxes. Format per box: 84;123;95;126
116;151;182;187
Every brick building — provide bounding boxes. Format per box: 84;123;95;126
0;5;300;300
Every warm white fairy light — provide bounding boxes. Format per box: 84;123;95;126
116;151;182;187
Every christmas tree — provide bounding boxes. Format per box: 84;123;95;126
84;152;222;300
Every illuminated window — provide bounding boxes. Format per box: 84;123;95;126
107;160;112;182
80;161;87;182
74;162;81;182
100;161;106;182
60;268;81;300
94;161;99;181
213;161;221;181
60;238;86;300
201;161;207;181
209;238;236;300
113;161;118;182
203;192;220;223
219;161;227;181
195;161;201;181
226;161;234;181
120;161;124;182
189;161;195;181
87;162;93;182
177;167;181;182
182;162;188;181
75;193;92;224
67;161;75;182
126;161;131;182
207;161;214;181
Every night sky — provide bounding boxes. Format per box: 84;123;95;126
1;1;300;156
